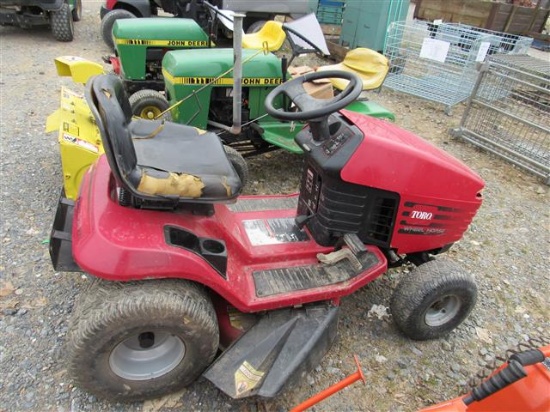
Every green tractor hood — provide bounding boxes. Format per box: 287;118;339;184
163;48;283;83
113;18;211;80
163;48;285;128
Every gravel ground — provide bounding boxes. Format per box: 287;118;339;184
1;3;549;412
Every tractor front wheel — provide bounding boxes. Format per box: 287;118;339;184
101;9;136;50
129;89;171;121
390;259;477;340
223;145;249;187
65;279;219;401
51;3;74;42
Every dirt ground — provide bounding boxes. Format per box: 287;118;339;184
1;2;549;412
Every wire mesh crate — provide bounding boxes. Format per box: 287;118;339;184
452;54;550;183
382;20;533;113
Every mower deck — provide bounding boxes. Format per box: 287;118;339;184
204;304;340;399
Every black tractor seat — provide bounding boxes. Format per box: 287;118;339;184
86;74;242;209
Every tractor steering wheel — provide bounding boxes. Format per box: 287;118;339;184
264;70;362;121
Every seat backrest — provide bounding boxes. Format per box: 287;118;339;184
343;48;389;77
86;74;141;191
242;20;286;51
260;21;286;49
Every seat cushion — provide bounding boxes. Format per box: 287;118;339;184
129;119;242;200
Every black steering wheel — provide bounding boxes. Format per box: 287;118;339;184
264;70;363;121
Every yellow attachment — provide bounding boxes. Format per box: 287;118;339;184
242;21;286;52
137;172;204;198
46;87;104;200
54;56;105;84
317;48;390;91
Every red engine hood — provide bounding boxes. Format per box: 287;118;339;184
340;110;484;200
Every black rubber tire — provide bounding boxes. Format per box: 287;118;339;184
71;0;82;22
246;19;267;34
390;259;477;340
65;279;219;402
129;89;172;121
101;9;136;50
223;145;249;188
51;3;74;42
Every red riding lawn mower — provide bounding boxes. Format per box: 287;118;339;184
49;69;484;402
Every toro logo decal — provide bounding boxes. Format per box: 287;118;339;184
398;202;449;236
410;210;433;220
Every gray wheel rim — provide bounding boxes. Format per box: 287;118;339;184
109;330;185;380
424;295;461;327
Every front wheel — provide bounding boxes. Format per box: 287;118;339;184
51;3;74;42
65;279;219;401
129;89;171;120
390;259;477;340
101;9;136;50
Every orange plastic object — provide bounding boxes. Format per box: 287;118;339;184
291;355;366;412
241;21;286;52
420;344;550;412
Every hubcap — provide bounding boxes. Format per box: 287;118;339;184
109;330;185;380
139;106;161;120
424;295;461;327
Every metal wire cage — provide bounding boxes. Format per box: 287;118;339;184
452;54;550;184
382;20;533;113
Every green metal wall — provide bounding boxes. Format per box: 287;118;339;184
339;0;410;51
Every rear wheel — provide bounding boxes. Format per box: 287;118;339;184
101;9;136;50
223;145;249;187
51;3;74;42
66;279;219;401
129;89;171;120
390;259;477;340
71;0;82;21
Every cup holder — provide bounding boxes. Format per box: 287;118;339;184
165;226;228;276
201;239;226;254
166;226;199;249
199;237;227;276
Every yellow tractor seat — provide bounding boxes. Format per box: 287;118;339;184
317;48;390;91
242;21;286;52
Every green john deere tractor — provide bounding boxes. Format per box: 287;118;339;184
158;48;395;155
108;17;213;94
103;14;394;156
